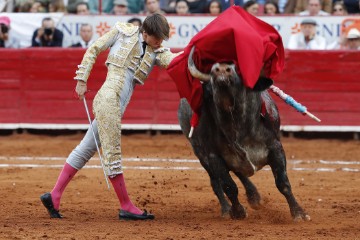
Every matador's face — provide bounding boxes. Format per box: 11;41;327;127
142;31;163;49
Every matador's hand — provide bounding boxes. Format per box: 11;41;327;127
75;80;87;100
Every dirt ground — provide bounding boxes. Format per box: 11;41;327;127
0;132;360;239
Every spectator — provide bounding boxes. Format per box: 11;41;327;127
206;0;222;15
332;1;348;15
127;17;142;28
18;1;33;12
211;0;243;12
243;0;259;15
187;0;207;13
160;0;176;13
143;0;165;14
76;1;90;14
343;0;359;13
66;0;80;13
175;0;190;14
30;0;48;12
112;0;129;14
0;16;20;48
70;24;93;48
264;0;280;14
31;17;63;47
297;0;331;15
344;28;360;50
127;0;144;13
287;19;326;50
276;0;297;13
87;0;113;14
49;0;67;12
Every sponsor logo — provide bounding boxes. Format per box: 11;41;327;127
169;23;176;38
96;22;111;37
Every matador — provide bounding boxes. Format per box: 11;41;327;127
40;14;182;220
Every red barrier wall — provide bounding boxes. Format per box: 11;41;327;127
274;50;360;131
0;48;359;131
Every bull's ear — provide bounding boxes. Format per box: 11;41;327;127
253;76;273;91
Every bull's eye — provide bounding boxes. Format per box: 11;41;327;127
215;67;220;72
226;68;231;73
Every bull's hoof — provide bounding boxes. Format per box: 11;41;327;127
249;201;263;210
292;207;311;222
221;211;231;219
293;212;311;222
230;205;247;219
221;205;231;218
247;193;263;210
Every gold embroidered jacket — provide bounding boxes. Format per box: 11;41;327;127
74;22;182;85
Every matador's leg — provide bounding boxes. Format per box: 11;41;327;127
66;120;99;170
93;87;123;176
93;69;150;218
93;67;135;176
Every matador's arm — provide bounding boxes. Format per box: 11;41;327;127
155;48;184;69
74;27;120;83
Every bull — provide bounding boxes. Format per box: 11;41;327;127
177;46;310;221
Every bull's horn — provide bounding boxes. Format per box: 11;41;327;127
188;46;211;82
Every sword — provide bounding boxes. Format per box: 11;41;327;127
83;96;111;189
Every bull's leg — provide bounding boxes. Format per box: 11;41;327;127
234;172;262;210
219;171;247;219
268;141;311;221
209;177;231;216
207;155;247;219
198;155;231;217
203;154;246;219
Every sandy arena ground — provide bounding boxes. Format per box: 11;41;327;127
0;132;359;239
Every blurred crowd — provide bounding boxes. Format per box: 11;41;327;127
0;0;359;15
0;0;359;49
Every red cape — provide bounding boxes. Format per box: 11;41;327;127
167;6;284;127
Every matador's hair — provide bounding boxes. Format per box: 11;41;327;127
141;13;170;40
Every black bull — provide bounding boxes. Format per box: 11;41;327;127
177;47;310;221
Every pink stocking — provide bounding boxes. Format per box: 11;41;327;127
50;163;78;210
109;174;142;215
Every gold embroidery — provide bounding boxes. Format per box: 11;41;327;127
93;65;127;176
115;22;138;36
74;27;120;82
105;27;139;68
154;47;169;53
133;45;156;85
156;50;183;69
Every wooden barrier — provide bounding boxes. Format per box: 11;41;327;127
275;50;360;132
0;48;359;132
